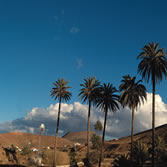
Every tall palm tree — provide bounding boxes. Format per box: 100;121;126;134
119;75;147;166
79;77;100;166
137;42;167;167
96;83;119;167
51;78;72;167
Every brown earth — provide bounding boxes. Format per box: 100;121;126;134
100;124;167;167
105;123;167;156
0;124;166;166
0;132;74;166
62;131;96;144
0;131;74;148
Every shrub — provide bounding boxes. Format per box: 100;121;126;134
10;144;16;151
89;151;99;164
90;151;102;166
91;134;102;150
40;150;47;160
94;120;102;132
133;140;149;167
113;154;130;167
28;157;42;166
149;135;165;160
69;148;77;166
83;151;102;167
44;150;70;166
160;151;167;162
21;144;31;155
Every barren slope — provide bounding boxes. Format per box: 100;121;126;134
104;124;167;156
0;131;74;148
62;131;96;144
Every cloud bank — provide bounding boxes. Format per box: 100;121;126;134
1;93;167;138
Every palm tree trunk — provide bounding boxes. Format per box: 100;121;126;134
87;100;91;166
152;77;155;167
131;105;135;167
98;106;108;167
53;97;61;167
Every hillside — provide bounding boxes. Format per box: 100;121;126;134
0;131;74;148
0;124;166;166
104;123;167;158
62;131;96;144
0;132;74;166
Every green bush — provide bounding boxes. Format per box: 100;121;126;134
69;148;77;166
10;144;16;151
91;134;102;150
113;154;130;167
133;140;149;167
149;135;165;160
160;151;167;162
40;150;46;160
21;144;31;155
89;151;101;166
83;151;103;166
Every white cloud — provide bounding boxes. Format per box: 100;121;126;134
76;57;83;69
70;27;80;34
0;93;167;138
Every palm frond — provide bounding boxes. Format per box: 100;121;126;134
137;42;167;83
96;83;120;113
50;78;72;102
78;76;100;104
119;75;147;110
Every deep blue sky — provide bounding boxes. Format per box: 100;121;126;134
0;0;167;121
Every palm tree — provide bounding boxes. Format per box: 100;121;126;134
119;75;147;166
51;78;72;167
137;42;167;167
96;83;119;167
79;77;100;166
94;120;102;134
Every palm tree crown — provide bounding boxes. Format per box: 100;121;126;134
119;75;147;109
51;78;72;102
79;77;100;103
137;42;167;83
96;83;119;112
94;120;102;132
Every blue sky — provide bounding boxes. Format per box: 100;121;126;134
0;0;167;135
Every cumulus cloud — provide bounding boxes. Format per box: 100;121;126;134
70;27;80;34
0;93;167;138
